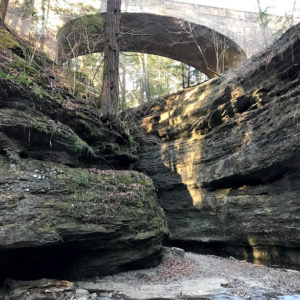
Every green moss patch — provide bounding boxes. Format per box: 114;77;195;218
0;28;19;50
58;14;104;38
0;108;95;159
10;58;38;76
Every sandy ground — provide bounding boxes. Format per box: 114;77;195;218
76;248;300;299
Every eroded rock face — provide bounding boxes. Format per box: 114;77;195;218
0;75;136;169
135;24;300;267
0;155;168;280
0;26;168;283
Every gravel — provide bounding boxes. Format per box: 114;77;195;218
76;247;300;299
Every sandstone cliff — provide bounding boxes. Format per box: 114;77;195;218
0;27;168;281
135;23;300;268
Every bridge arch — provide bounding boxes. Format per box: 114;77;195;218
57;13;247;78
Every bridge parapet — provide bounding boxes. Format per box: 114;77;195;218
5;0;281;70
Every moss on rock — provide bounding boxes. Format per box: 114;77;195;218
0;27;138;168
0;28;19;50
0;108;95;162
0;155;168;280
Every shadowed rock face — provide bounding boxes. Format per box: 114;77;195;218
0;156;167;280
57;13;246;78
0;27;168;281
0;76;137;169
135;23;300;268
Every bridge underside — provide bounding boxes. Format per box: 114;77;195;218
57;13;247;78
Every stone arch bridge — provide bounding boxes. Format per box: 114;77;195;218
5;0;277;77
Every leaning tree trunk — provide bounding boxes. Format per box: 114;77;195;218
99;0;121;117
0;0;9;27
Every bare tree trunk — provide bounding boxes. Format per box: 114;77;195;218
187;65;191;87
166;72;170;94
195;69;200;84
0;0;9;27
119;57;127;110
181;63;185;89
256;0;270;47
143;54;151;102
138;53;145;104
40;0;51;67
99;0;121;117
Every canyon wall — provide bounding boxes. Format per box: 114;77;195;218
135;23;300;267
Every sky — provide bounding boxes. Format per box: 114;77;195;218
176;0;300;17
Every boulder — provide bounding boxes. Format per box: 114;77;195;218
135;24;300;267
0;279;75;300
0;155;168;280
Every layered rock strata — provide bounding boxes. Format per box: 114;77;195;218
135;24;300;267
0;27;167;281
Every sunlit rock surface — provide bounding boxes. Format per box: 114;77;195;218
135;23;300;267
0;156;167;280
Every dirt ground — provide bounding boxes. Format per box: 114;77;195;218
77;248;300;299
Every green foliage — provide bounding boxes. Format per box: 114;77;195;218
64;168;156;220
11;58;37;76
101;142;120;154
0;29;19;50
0;67;34;88
63;53;103;98
32;84;44;99
21;0;38;19
6;73;18;80
54;93;65;104
256;4;298;45
43;89;52;99
51;6;74;16
73;171;90;187
73;14;104;34
52;3;97;16
17;72;32;87
258;10;269;24
130;171;139;181
59;14;104;42
70;52;206;109
118;173;134;185
128;135;134;146
0;68;6;79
